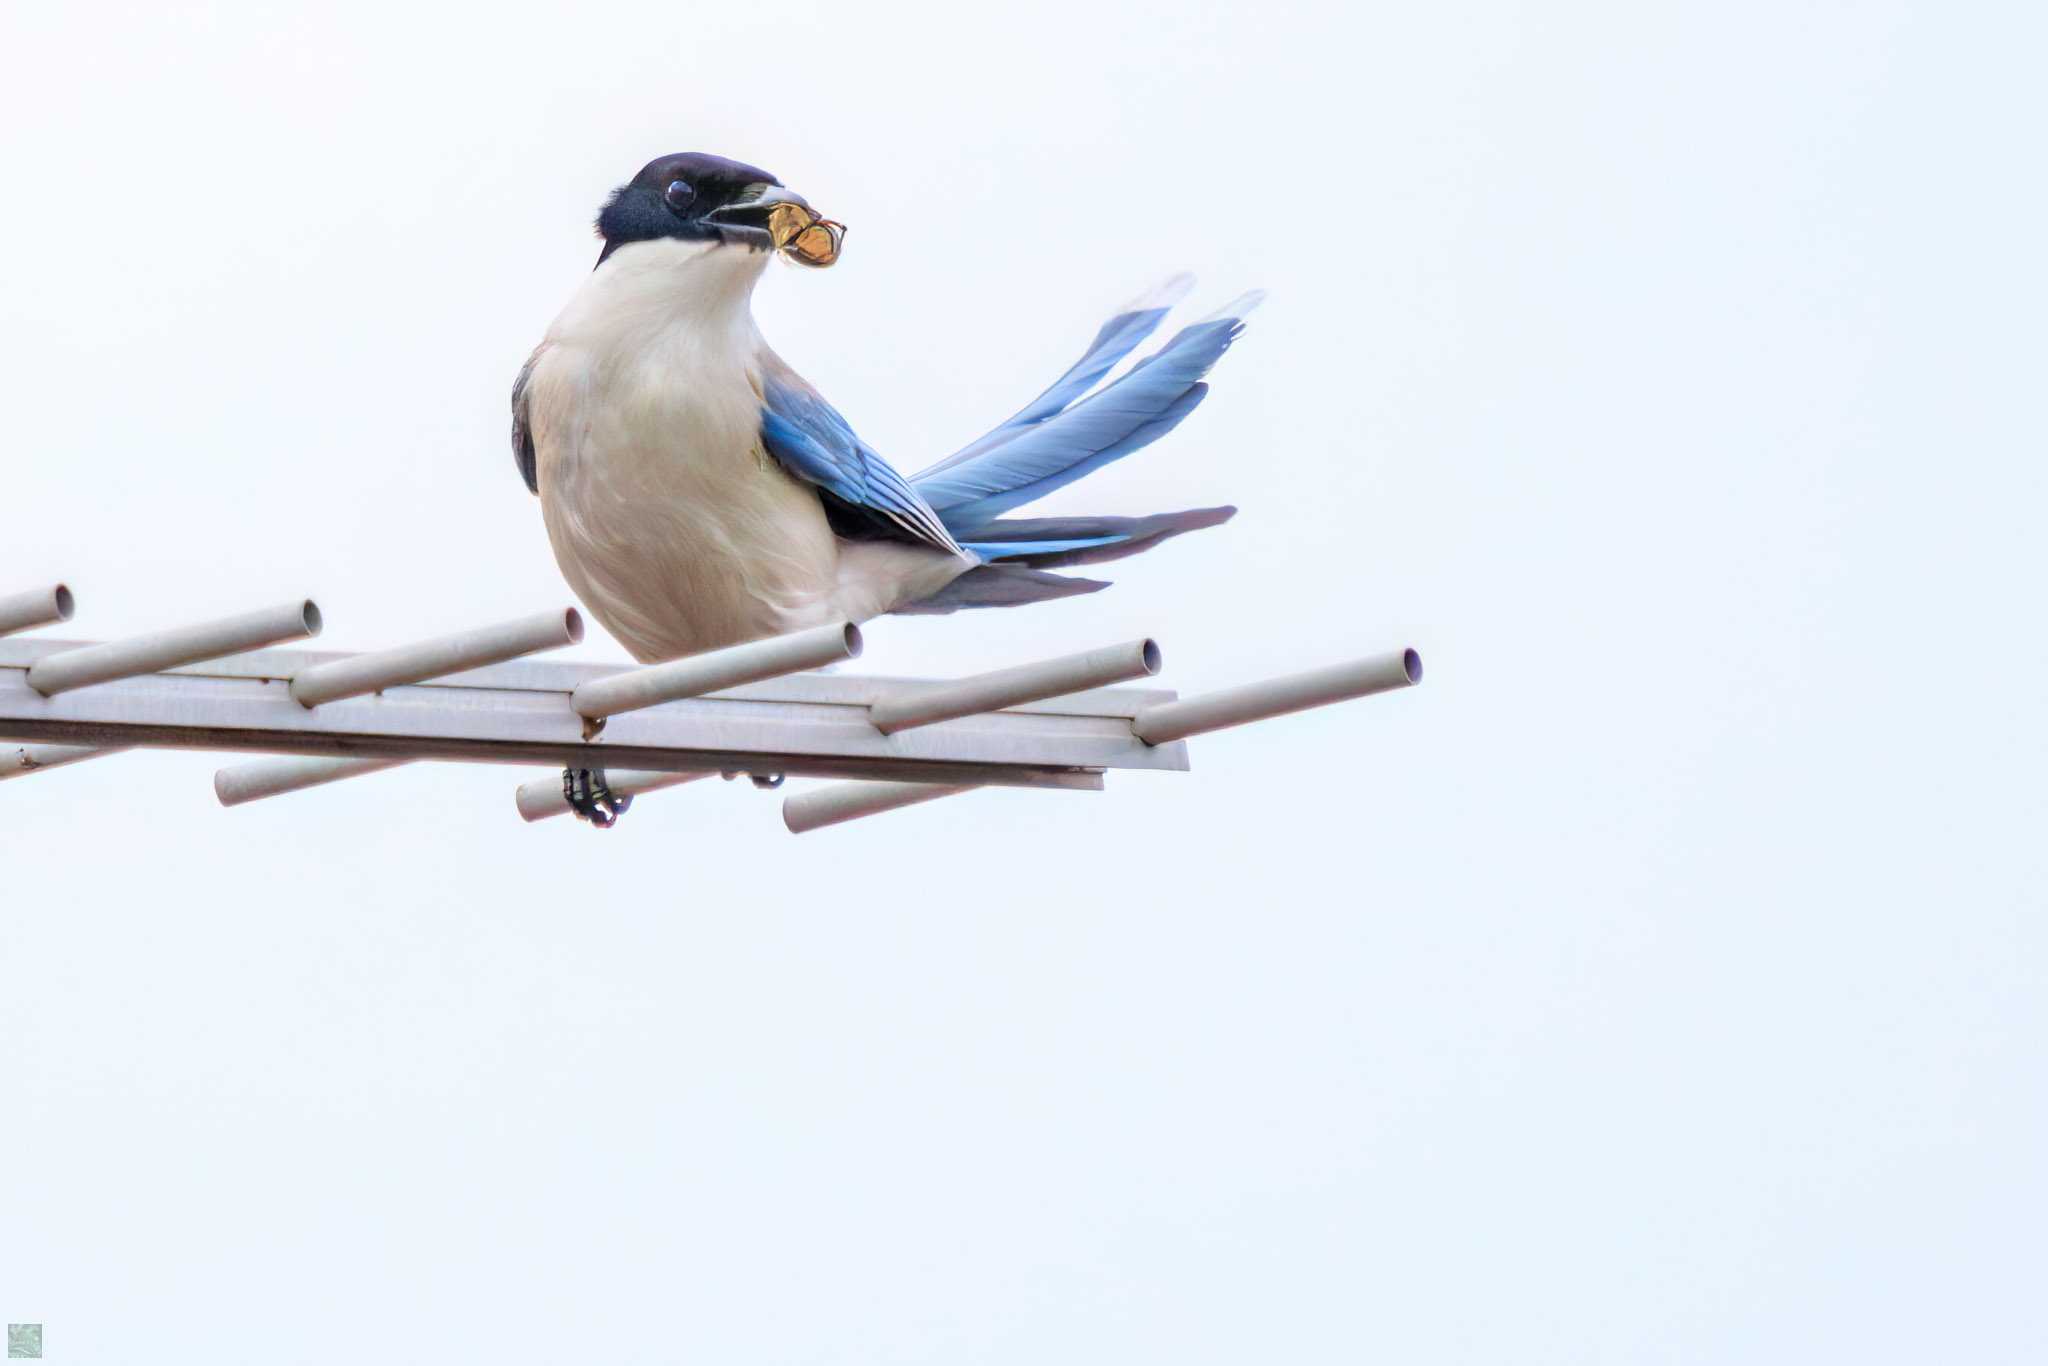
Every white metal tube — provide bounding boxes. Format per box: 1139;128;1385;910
868;638;1162;735
289;607;582;708
782;779;981;834
1;742;129;781
513;768;712;822
0;584;75;637
571;621;862;720
1131;648;1422;745
213;756;410;807
25;600;322;697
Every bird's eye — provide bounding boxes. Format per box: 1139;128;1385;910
664;179;695;212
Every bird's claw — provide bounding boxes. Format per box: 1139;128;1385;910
562;767;633;828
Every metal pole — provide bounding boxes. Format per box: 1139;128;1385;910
214;756;410;807
1131;648;1421;745
26;600;322;696
571;622;861;721
0;584;74;638
782;779;981;833
288;608;582;708
1;742;128;781
513;768;712;822
867;638;1161;734
1;632;1181;786
782;769;1103;833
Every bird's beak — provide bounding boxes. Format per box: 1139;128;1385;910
703;182;811;225
704;183;844;266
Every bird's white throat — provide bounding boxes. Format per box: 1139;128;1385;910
555;237;772;352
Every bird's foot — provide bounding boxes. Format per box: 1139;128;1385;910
562;767;633;828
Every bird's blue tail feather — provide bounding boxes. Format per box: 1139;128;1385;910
915;273;1197;482
956;504;1237;569
894;281;1256;611
913;285;1257;544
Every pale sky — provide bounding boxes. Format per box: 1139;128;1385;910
3;1;2043;1361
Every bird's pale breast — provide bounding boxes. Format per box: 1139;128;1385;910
528;239;844;662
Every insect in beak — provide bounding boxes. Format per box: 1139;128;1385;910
766;202;846;268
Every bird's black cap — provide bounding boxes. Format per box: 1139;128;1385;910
595;152;789;264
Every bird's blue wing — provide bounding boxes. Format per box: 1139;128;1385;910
758;357;963;556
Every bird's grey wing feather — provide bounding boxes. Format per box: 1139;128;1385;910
510;346;544;495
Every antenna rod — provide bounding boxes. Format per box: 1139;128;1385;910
0;584;75;638
1132;648;1422;745
289;608;582;707
868;639;1161;734
2;742;128;781
26;600;322;696
214;756;411;807
513;767;712;822
571;622;861;720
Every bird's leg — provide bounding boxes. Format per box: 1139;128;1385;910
562;767;633;828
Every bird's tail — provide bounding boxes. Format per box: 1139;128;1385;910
898;278;1257;612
